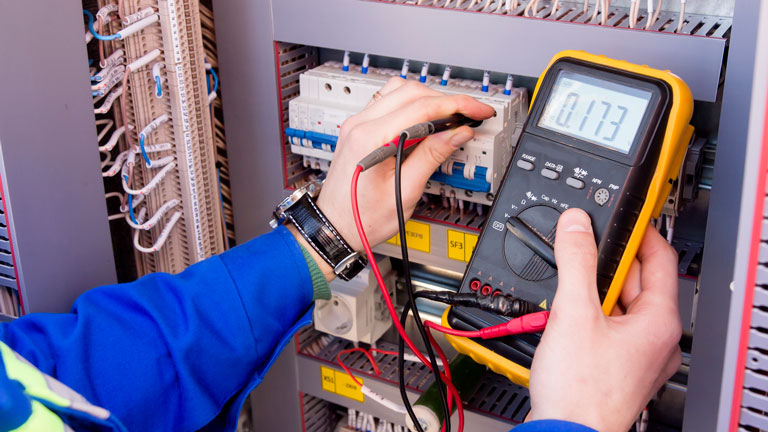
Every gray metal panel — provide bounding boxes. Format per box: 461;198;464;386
213;0;287;243
246;347;304;432
685;0;768;430
0;1;116;313
272;0;726;101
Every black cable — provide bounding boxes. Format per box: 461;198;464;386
398;300;423;432
395;133;451;432
414;290;539;317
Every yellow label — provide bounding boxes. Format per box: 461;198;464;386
465;233;478;262
320;367;365;402
334;370;365;402
386;221;430;253
404;221;430;253
447;230;479;263
320;366;336;393
539;299;548;310
447;230;466;261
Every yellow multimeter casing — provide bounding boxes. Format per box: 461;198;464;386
444;50;695;387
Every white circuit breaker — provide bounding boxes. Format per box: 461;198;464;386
287;62;528;204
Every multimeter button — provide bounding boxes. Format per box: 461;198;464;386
516;160;535;171
540;168;560;180
594;188;611;206
566;177;585;190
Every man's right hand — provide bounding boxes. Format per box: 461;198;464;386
527;209;682;432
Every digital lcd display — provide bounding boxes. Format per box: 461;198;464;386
538;71;653;153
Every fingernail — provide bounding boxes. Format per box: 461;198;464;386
449;129;473;148
561;209;592;233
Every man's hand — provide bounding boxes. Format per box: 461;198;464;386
527;209;682;432
316;78;494;251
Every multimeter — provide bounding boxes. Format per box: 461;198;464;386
444;50;695;387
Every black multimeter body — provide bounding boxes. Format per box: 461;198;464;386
447;57;673;370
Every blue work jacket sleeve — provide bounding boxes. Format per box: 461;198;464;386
0;226;315;432
513;420;598;431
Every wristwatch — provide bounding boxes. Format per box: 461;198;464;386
270;181;368;281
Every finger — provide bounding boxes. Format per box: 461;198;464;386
552;209;602;314
351;80;443;129
399;126;475;203
362;77;409;110
610;302;626;316
619;258;642;309
625;226;680;316
353;94;495;150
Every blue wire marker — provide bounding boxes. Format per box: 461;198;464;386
139;134;152;167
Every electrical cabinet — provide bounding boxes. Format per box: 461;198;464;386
0;0;765;430
212;0;767;431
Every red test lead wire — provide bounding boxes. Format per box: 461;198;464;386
351;165;465;432
424;311;550;339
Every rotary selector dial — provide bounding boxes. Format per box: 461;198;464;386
503;205;561;281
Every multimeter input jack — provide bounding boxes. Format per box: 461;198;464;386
469;279;482;291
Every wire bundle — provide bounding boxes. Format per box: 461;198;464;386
85;2;180;256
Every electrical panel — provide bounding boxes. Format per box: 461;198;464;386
205;0;761;430
4;0;765;431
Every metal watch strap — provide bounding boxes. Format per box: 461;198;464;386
284;194;367;281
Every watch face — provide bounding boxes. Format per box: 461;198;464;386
276;181;322;215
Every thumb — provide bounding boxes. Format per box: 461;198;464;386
400;126;475;201
552;208;602;314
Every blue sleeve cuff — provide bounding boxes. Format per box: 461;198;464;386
513;420;598;432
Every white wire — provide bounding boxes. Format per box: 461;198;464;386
94;85;123;115
95;119;114;142
550;0;560;17
106;192;127;221
524;0;539;16
103;150;129;177
645;0;661;29
120;192;145;213
100;150;112;169
121;161;176;195
99;126;127;152
125;199;180;230
132;209;182;254
676;0;686;32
